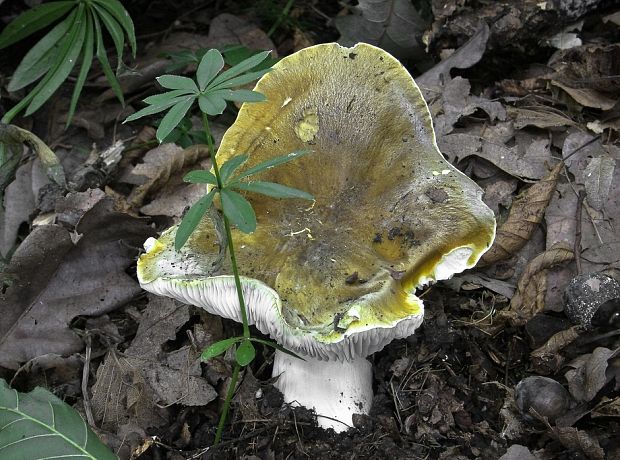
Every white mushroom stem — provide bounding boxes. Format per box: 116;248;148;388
272;349;373;432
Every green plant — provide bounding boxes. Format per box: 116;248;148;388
163;44;278;73
0;378;117;459
124;49;312;444
0;0;136;126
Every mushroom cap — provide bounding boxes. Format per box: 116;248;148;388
138;43;495;361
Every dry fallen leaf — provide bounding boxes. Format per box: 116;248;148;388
125;143;209;208
91;295;217;433
0;197;154;369
530;326;581;375
502;243;574;326
335;0;427;60
480;162;564;266
551;426;605;460
565;347;620;403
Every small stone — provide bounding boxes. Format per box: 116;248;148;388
515;376;572;423
564;273;620;329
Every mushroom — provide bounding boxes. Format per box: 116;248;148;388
137;43;496;432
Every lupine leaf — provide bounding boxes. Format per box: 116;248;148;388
197;49;225;91
220;189;256;233
26;5;87;116
219;89;266;103
124;96;191;122
142;89;193;105
93;14;124;105
175;188;217;250
92;0;136;57
232;150;309;181
156;97;195;142
0;1;74;49
157;75;198;92
184;170;218;185
91;3;125;70
209;50;271;88
232;181;314;200
198;93;227;116
220;155;249;184
249;338;306;361
67;10;95;126
209;68;272;91
200;337;244;361
7;13;76;92
235;340;256;366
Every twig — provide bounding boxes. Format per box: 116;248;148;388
575;191;585;274
82;334;96;428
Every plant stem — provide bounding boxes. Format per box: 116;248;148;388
267;0;295;37
214;362;241;445
202;113;251;339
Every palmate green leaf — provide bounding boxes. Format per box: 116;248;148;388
67;9;95;126
198;93;227;116
214;89;266;103
220;189;256;233
249;338;306;361
197;49;225;91
157;75;198;92
143;89;193;105
124;95;191;122
91;3;124;71
200;337;244;361
156;96;195;142
235;340;256;366
92;0;136;57
232;181;314;200
25;5;87;116
7;11;77;92
209;50;271;88
175;188;217;250
0;379;118;460
232;149;310;182
220;154;249;184
0;1;74;49
209;68;272;91
93;13;124;105
184;169;217;185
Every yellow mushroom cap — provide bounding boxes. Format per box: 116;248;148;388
138;43;496;361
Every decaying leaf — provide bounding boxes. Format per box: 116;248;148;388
584;156;615;211
335;0;427;59
418;23;490;90
492;243;574;328
125;143;209;208
0;197;154;369
565;347;619;403
551;426;605;460
530;326;581;375
480;162;564;266
433;77;506;138
591;396;620;418
499;445;537;460
91;295;217;432
507;107;575;130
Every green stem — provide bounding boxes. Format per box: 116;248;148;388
214;362;241;445
267;0;295;37
202;113;251;339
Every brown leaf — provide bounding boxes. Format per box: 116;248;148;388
492;243;574;328
480;162;564;266
0;197;155;369
551;426;605;460
126;144;209;208
530;326;581;375
565;347;620;403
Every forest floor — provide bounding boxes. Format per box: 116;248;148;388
1;1;620;459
